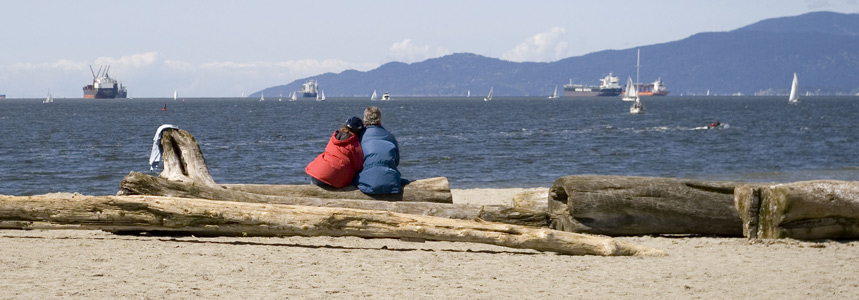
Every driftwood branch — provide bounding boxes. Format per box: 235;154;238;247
0;194;665;256
118;172;547;227
735;180;859;240
549;175;745;236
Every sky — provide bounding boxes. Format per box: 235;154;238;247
2;0;858;98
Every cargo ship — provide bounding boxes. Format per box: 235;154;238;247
622;78;670;97
563;73;623;97
82;65;128;99
298;80;318;98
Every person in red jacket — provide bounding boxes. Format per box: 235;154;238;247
305;117;365;188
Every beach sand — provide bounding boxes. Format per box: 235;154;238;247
1;188;857;299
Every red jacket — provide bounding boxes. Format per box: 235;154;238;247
305;131;364;188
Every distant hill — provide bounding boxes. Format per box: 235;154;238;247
259;11;859;97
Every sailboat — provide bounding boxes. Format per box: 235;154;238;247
788;73;800;104
173;90;178;101
43;91;53;103
629;49;643;114
547;85;560;99
290;91;297;101
467;90;471;97
484;87;493;101
259;92;264;101
317;89;326;101
370;90;378;100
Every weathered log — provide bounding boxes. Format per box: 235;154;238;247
0;194;665;256
735;180;859;240
513;189;549;212
220;177;452;203
548;175;745;236
119;172;548;227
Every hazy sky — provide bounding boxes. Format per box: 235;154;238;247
2;0;858;98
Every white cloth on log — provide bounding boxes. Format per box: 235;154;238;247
149;124;179;170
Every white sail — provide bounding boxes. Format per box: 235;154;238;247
43;92;53;103
173;90;177;101
318;90;326;101
259;92;264;101
371;90;377;100
467;90;471;97
789;73;800;103
622;77;638;101
548;85;559;99
290;91;297;101
484;87;493;101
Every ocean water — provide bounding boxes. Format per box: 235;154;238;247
1;96;858;195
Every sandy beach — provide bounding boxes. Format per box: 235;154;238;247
2;188;857;299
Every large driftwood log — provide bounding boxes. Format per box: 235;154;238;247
0;194;665;256
735;180;859;240
151;128;452;203
549;175;745;236
119;172;548;227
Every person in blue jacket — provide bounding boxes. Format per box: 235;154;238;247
354;106;406;194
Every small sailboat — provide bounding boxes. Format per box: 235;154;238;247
173;90;178;101
370;90;378;100
290;91;297;101
259;92;264;101
629;49;644;114
43;91;53;103
317;90;326;101
484;87;493;101
547;85;560;99
467;90;471;97
788;73;800;104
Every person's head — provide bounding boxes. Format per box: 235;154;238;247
363;106;382;126
343;116;364;134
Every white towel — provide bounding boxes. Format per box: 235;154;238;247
149;124;179;170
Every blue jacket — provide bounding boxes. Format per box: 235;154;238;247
354;125;402;194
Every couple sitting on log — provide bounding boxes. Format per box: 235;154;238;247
305;106;408;194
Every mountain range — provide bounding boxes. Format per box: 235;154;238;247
259;11;859;98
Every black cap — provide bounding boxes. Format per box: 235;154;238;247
345;116;364;131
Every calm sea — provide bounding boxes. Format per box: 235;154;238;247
1;96;858;195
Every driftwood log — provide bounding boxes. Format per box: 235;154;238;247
150;128;452;203
119;172;548;227
549;175;745;236
0;194;665;256
735;180;859;240
219;178;452;203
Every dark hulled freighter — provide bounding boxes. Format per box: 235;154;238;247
83;65;128;99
